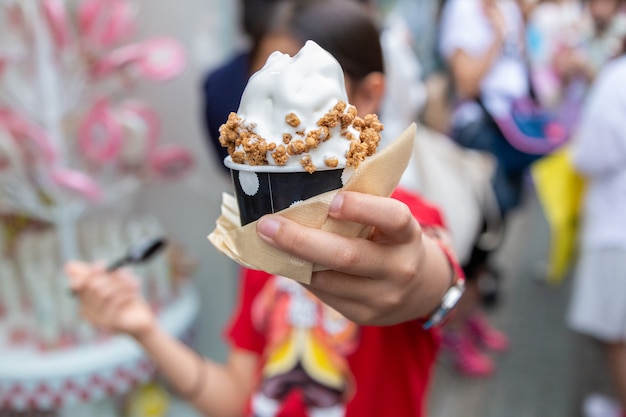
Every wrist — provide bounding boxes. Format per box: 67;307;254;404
423;236;455;292
411;236;454;316
422;238;465;329
131;318;160;345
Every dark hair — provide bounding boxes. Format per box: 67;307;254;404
257;0;384;81
242;0;376;38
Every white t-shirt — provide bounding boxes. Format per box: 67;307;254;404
439;0;529;116
572;56;626;250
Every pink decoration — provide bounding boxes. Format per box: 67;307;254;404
0;109;57;163
51;168;102;202
78;99;123;163
90;43;143;78
149;145;194;181
6;4;26;30
137;38;186;81
78;0;135;49
91;38;186;82
41;0;70;51
119;100;160;149
77;0;101;34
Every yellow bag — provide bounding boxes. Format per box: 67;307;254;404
531;148;586;285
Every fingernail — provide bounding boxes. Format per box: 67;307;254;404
329;193;344;215
257;216;281;239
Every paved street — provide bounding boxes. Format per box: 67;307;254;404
429;186;613;417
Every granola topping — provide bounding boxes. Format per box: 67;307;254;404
218;101;384;172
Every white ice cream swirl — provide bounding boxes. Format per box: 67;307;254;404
220;41;383;172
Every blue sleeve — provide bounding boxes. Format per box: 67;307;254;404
201;52;250;173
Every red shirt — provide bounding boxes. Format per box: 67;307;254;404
225;189;450;417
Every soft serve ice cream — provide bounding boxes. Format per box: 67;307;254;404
219;40;383;173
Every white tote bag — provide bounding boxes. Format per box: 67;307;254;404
400;124;501;264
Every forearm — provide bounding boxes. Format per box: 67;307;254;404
135;325;256;417
451;36;505;99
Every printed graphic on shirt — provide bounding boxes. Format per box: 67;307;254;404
250;275;359;417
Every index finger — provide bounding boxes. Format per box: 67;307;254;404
257;214;391;277
64;261;92;289
329;191;419;243
64;261;106;290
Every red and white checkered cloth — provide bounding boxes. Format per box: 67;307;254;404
0;282;198;412
0;358;154;411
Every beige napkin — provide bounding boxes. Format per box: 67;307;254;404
208;123;416;283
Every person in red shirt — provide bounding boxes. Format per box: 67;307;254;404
66;1;464;416
227;188;458;417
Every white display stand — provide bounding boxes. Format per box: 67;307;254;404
0;3;198;415
0;281;199;413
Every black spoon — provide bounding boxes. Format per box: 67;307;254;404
106;237;167;272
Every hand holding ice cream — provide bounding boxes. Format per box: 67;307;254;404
208;40;420;285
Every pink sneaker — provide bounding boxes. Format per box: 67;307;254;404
442;330;495;377
467;314;510;353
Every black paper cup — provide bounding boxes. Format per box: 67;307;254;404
225;157;349;225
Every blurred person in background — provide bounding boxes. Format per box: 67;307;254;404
527;0;626;128
579;0;626;73
526;0;586;112
67;1;467;416
566;39;626;417
385;0;441;76
436;0;534;377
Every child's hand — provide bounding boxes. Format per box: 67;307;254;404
65;261;156;338
255;191;450;326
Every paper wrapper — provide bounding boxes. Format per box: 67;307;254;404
208;123;416;283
